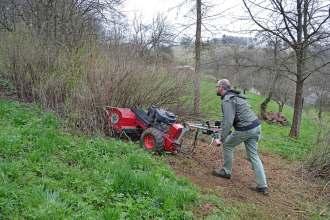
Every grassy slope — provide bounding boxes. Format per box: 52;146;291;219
0;99;278;220
0;100;202;219
0;86;321;219
197;79;317;160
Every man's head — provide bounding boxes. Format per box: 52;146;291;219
216;79;231;96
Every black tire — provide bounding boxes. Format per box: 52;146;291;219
140;127;164;153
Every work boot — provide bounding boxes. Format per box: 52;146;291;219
212;168;231;179
252;186;269;196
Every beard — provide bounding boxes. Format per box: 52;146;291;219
216;91;222;96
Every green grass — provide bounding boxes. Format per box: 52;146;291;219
195;78;318;160
0;98;270;220
0;86;323;219
0;99;203;219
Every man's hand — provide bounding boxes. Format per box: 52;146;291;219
214;139;222;146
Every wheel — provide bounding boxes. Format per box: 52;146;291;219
140;128;164;153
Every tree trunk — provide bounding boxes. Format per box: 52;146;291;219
318;94;323;120
260;40;279;120
289;0;305;138
318;105;322;120
289;74;304;138
260;95;271;119
279;102;284;113
193;0;202;114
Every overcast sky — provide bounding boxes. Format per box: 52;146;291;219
122;0;253;38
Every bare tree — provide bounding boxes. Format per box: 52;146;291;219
131;16;150;57
149;15;175;60
0;0;123;46
260;35;282;119
307;64;330;119
193;0;202;114
273;75;295;113
175;0;224;114
243;0;330;138
130;14;175;61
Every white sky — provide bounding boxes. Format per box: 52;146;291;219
122;0;253;38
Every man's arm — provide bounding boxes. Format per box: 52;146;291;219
221;100;235;141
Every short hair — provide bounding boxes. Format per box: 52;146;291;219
217;79;231;90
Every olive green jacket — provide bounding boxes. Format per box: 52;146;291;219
220;91;259;141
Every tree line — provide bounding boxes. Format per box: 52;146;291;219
0;0;329;139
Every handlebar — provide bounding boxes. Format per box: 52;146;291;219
184;121;222;148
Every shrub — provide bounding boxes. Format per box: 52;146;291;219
307;133;330;180
306;123;330;180
0;29;190;133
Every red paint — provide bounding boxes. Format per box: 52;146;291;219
105;106;183;153
143;135;155;150
164;123;183;151
105;107;147;133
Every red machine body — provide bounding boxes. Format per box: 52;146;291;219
106;107;147;131
164;123;184;151
105;106;185;153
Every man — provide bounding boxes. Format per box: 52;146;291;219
213;79;269;195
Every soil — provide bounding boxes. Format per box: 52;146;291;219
165;138;330;219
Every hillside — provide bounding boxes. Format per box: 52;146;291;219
0;100;201;219
0;94;328;219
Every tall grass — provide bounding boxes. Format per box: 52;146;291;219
0;99;198;219
306;113;330;179
0;29;190;133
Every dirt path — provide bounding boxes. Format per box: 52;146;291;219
165;141;329;219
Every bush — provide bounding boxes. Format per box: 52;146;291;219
306;125;330;180
307;142;330;180
0;29;189;133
